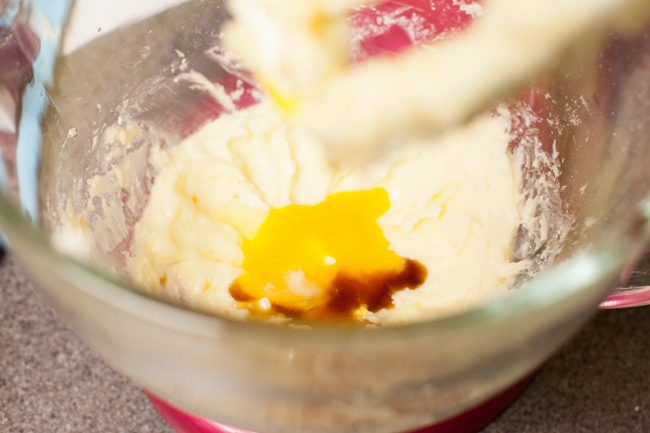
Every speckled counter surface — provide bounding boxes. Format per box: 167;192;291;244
1;251;648;433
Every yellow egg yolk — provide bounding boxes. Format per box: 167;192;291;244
259;75;301;114
229;188;427;321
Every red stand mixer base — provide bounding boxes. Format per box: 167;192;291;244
145;373;535;433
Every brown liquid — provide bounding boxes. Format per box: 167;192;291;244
230;259;427;323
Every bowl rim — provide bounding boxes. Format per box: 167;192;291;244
0;186;639;344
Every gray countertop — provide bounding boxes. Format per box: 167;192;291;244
0;251;648;433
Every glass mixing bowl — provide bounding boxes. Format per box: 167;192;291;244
2;1;650;433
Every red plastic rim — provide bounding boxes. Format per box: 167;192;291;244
145;372;536;433
600;286;650;309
